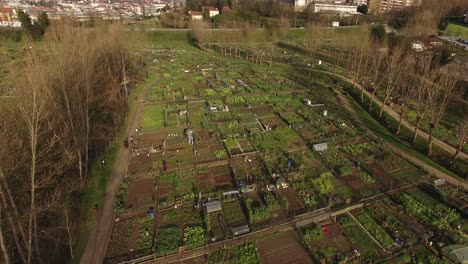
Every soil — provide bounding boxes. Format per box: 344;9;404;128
279;188;305;213
308;222;353;259
367;162;399;190
258;117;285;129
106;218;138;258
256;230;313;264
125;178;155;210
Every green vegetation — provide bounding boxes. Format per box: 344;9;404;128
443;23;468;38
245;198;270;224
207;242;260;264
357;211;393;248
141;104;166;131
303;223;323;243
156;226;181;256
183;226;206;249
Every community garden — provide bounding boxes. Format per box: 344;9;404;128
104;31;467;263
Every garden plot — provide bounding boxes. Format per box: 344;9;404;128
194;138;226;164
155;225;181;257
295;124;325;143
338;215;382;259
128;155;153;175
256;230;313;264
221;200;249;235
238;116;263;134
257;116;286;130
364;162;399;191
141;104;166;131
197;164;234;192
367;200;420;245
244;193;270;227
158;169;197;201
187;101;210;130
182;206;203;227
230;155;263;184
207;242;260;263
222;137;256;157
106;215;154;259
249;105;276;118
338;172;379;199
124;178;155;211
206;211;228;242
260;191;289;224
137;128;184;152
395;189;467;244
351;209;395;250
165;103;189;127
300;222;354;263
278;187;306;214
279;111;307;129
378;154;425;184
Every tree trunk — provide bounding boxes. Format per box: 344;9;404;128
65;208;74;259
396;109;404;135
369;90;376;112
360;82;365;103
0;203;10;264
379;96;388;118
27;133;37;264
428;125;434;156
412;117;421;144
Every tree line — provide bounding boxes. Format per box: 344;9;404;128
0;22;137;263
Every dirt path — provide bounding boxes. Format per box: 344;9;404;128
334;89;468;189
314;69;468;160
80;76;159;264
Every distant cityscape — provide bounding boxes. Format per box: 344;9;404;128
0;0;424;28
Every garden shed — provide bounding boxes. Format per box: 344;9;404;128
231;225;250;236
313;143;328;152
205;200;222;213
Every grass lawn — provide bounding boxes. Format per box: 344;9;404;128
141;104;165;131
443;23;468;38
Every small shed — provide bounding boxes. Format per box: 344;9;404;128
231;225;250;236
205;200;222;213
313;143;328;152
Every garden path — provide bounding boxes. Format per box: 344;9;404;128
333;86;468;190
81;75;160;264
313;69;468;160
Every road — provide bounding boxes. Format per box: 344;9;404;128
80;76;159;264
313;69;468;160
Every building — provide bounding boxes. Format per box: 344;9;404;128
311;2;358;14
144;4;166;16
0;7;21;27
369;0;421;13
411;41;424;52
189;10;203;20
202;6;219;17
205;200;222;213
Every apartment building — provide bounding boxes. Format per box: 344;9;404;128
369;0;421;13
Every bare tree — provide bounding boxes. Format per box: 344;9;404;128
425;66;464;156
453;115;468;161
368;51;384;112
378;47;408;118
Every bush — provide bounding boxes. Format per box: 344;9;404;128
303;224;323;242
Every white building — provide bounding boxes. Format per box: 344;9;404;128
202;6;219;17
189;11;203;20
411;41;424;52
312;2;358;14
